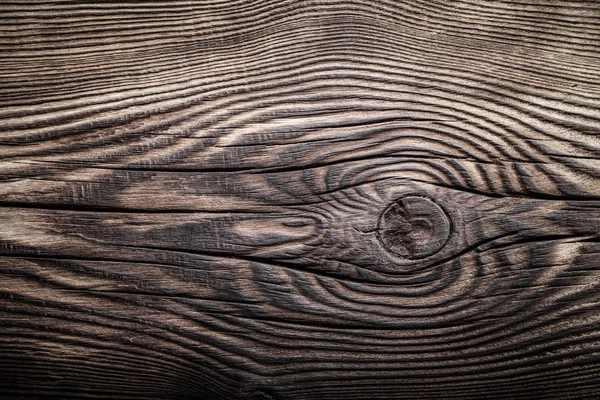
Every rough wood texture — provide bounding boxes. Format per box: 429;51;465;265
1;1;600;399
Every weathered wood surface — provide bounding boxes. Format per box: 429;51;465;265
1;1;600;399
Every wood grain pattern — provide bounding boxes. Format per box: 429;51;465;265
1;1;600;399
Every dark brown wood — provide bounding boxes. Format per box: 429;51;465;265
1;1;600;399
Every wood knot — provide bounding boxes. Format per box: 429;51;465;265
377;196;450;259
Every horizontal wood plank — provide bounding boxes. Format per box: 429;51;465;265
1;1;600;399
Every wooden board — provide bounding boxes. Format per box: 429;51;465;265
1;1;600;399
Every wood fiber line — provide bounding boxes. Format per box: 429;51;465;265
1;1;600;399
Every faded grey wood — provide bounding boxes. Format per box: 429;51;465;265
1;1;600;399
